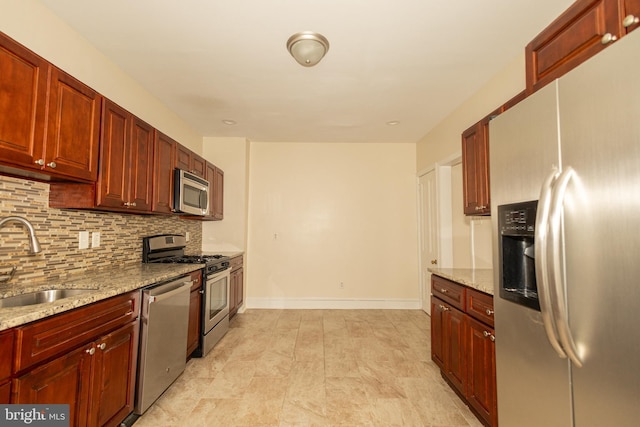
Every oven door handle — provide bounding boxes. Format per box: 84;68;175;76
149;281;192;303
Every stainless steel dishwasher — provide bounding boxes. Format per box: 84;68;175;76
134;275;192;415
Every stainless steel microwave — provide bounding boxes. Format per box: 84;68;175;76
173;169;209;216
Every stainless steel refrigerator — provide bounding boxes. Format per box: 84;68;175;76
489;29;640;427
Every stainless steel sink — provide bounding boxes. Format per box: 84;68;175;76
0;289;95;308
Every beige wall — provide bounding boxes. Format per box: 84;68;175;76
0;0;202;153
202;137;250;252
246;142;419;308
417;55;527;269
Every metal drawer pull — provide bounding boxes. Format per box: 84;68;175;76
490;334;495;342
47;162;57;168
86;347;95;355
34;159;45;166
475;205;487;210
483;331;490;338
486;309;494;316
439;304;450;312
623;15;639;28
98;343;106;350
440;288;448;293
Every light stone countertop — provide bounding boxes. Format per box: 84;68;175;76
428;268;494;295
0;263;204;331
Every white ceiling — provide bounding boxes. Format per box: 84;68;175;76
39;0;573;143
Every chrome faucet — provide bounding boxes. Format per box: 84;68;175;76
0;216;42;254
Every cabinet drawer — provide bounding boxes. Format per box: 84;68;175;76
229;255;243;271
14;291;139;373
432;275;466;311
467;289;495;327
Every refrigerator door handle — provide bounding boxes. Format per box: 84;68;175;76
548;167;584;368
535;167;566;358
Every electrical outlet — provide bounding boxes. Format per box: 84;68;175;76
79;231;89;249
340;281;345;289
185;232;190;242
91;232;101;248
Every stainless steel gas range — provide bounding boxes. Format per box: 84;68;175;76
142;234;231;357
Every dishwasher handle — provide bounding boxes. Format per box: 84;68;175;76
149;280;193;303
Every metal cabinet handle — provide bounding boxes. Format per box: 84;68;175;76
124;202;137;207
483;331;490;338
34;159;45;166
623;15;639;28
438;304;450;312
475;205;487;211
86;347;95;355
486;309;494;316
430;259;437;265
97;343;106;351
490;334;496;342
440;288;448;293
47;162;57;168
601;33;617;45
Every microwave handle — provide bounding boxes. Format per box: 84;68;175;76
200;189;209;214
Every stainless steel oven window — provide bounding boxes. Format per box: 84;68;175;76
207;273;227;319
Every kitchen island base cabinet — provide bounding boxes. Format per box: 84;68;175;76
9;292;140;427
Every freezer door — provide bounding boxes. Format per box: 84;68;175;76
558;29;640;427
490;81;572;427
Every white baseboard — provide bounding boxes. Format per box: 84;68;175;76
245;297;421;310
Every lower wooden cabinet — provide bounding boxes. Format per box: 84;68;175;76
229;255;244;319
187;270;203;359
7;292;140;427
13;343;93;427
0;380;10;404
466;316;497;427
431;275;497;427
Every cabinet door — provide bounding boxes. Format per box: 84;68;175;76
622;0;640;33
229;271;237;318
89;322;139;427
152;130;176;214
191;153;206;178
187;271;203;358
13;344;93;427
525;0;621;93
97;99;130;208
466;317;497;427
0;381;9;404
430;296;445;370
175;144;192;172
444;306;466;395
461;118;490;216
0;32;48;170
45;67;101;181
235;267;243;310
128;117;154;211
212;166;224;220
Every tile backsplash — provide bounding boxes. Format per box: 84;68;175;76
0;176;202;284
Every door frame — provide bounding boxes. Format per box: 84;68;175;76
417;152;460;312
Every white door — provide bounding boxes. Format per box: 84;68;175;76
418;170;438;314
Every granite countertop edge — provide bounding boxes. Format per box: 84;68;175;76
428;268;494;295
0;263;204;331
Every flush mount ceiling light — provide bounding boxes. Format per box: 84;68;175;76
286;31;330;67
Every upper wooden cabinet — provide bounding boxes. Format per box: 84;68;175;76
176;144;206;178
207;162;224;220
526;0;639;94
462;111;497;216
152;131;177;214
96;99;153;212
0;32;101;182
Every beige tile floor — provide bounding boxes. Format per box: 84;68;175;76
134;309;484;427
